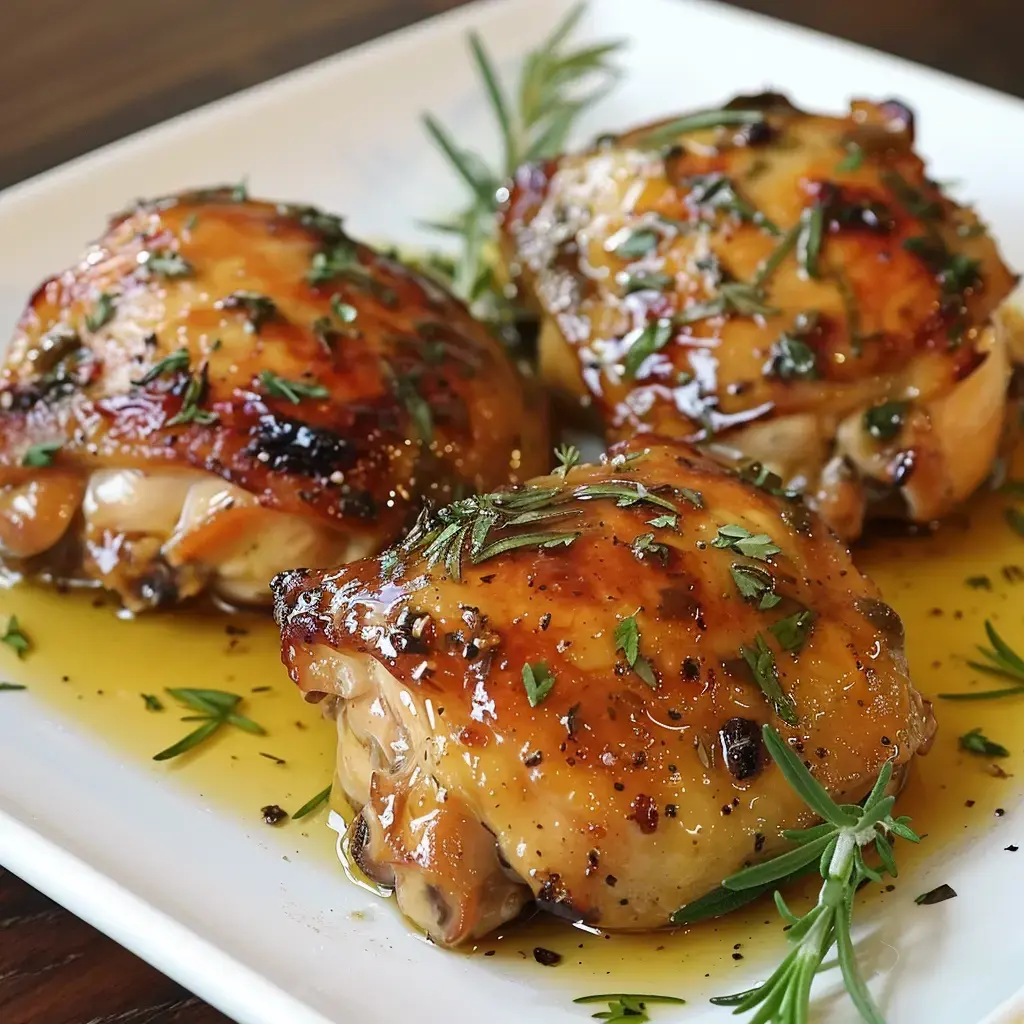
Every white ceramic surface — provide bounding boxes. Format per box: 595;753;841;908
1;1;1022;1021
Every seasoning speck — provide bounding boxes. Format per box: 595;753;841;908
532;947;562;967
261;804;288;826
915;883;957;905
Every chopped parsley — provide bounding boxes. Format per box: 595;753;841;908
730;563;781;609
615;613;657;688
522;661;556;707
647;514;678;529
1;616;30;659
631;532;669;564
739;634;798;724
769;609;815;653
711;524;780;561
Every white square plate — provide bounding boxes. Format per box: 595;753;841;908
1;2;1023;1022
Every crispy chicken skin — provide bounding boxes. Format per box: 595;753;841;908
0;188;547;610
273;436;932;945
499;94;1021;539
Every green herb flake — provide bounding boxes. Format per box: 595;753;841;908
1;616;30;659
739;634;797;724
143;250;194;278
223;292;278;334
153;688;265;761
615;614;640;666
0;682;26;691
711;523;780;561
622;270;674;295
863;400;909;441
835;142;864;172
166;364;218;426
22;442;62;468
639;108;765;149
331;294;358;323
730;563;781;610
293;784;333;820
622;318;675;379
631;532;670;564
85;292;116;332
133;347;191;386
522;661;556;707
767;331;818;381
142;693;164;711
573;993;685;1023
769;609;815;653
958;727;1009;757
259;370;329;405
647;514;678;529
965;575;992;590
613;228;660;260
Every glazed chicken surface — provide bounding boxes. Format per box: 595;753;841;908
273;437;932;945
500;94;1021;539
0;188;546;611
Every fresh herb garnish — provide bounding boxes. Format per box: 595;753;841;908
766;328;818;381
133;347;191;386
0;682;26;691
223;292;278;334
385;365;434;443
940;620;1024;699
686;173;779;235
22;442;62;468
632;532;669;564
647;514;677;529
769;609;815;653
622;318;675;378
835;142;864;172
307;241;359;284
553;444;581;478
153;688;265;761
882;169;943;221
142;694;164;712
142;250;193;278
959;728;1009;757
709;724;919;1022
259;371;328;405
572;993;685;1023
712;524;780;561
863;400;908;441
671;862;817;925
622;270;674;294
423;5;623;315
739;634;797;724
737;461;801;500
523;661;556;707
1;616;30;659
730;563;781;609
613;228;660;260
167;364;218;426
797;204;824;278
638;108;764;149
293;784;333;820
965;575;992;590
676;282;778;325
615;613;657;688
85;293;116;332
915;883;957;906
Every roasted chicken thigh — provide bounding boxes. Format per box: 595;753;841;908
499;94;1021;538
0;188;546;610
273;437;932;945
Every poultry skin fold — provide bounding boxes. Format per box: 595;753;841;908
0;187;546;610
499;94;1021;539
273;436;932;945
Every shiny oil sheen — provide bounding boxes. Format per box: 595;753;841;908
2;468;1022;991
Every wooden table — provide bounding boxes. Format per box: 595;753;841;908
0;1;1021;1021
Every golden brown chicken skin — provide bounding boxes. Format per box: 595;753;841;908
273;436;932;946
0;187;547;610
499;94;1021;539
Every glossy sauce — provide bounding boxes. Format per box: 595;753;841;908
2;470;1023;993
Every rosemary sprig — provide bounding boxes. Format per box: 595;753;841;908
709;724;919;1024
422;5;624;316
292;784;333;820
153;688;265;761
940;620;1024;699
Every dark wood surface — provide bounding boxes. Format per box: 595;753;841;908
1;1;1022;1021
